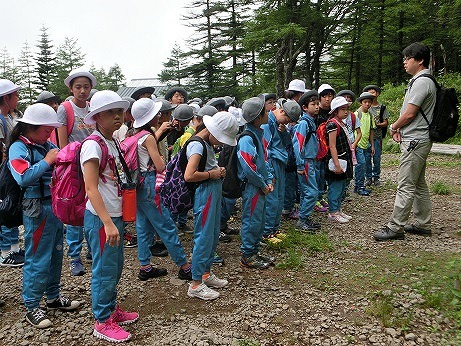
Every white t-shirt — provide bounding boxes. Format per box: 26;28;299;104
137;133;154;172
186;140;217;171
57;101;94;143
80;131;123;217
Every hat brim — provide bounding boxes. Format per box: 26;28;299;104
329;101;352;114
16;118;62;128
131;87;156;100
36;96;61;105
0;85;21;97
84;100;130;125
203;115;237;146
133;101;162;128
65;72;97;88
164;87;189;103
357;96;375;103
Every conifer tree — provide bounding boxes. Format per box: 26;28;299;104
34;25;56;91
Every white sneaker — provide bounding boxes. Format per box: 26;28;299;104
339;211;352;220
328;212;349;223
187;283;220;300
203;273;228;288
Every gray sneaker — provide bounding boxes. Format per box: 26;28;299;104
187;283;219;300
373;226;405;241
240;254;270;269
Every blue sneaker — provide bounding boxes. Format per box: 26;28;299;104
70;258;86;276
212;252;224;266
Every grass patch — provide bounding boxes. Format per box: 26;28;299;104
431;180;451;195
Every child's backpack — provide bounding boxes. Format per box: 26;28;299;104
120;130;150;187
50;135;110;226
0;146;32;228
219;130;258;199
409;74;459;142
49;101;75;147
159;136;207;214
316;119;344;160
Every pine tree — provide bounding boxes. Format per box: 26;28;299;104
50;37;85;99
106;64;125;91
0;47;19;83
159;43;186;86
34;25;56;91
17;41;37;106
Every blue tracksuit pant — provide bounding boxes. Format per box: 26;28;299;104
136;171;188;267
355;146;367;188
84;211;124;323
22;199;64;310
220;197;236;230
298;159;318;221
315;160;327;201
283;171;297;212
240;184;266;258
264;160;285;236
191;179;221;281
1;226;20;251
66;225;91;259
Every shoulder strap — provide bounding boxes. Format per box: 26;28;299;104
84;135;110;174
0;114;8;139
180;135;208;173
378;105;386;122
350;112;356;129
62;101;75;137
408;73;438;126
113;139;134;185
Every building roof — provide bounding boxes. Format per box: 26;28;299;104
117;78;169;98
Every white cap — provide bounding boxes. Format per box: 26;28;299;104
132;98;162;128
318;84;336;95
329;96;351;114
84;90;129;125
17;103;62;127
286;79;306;93
64;68;97;88
203;112;239;146
0;79;21;97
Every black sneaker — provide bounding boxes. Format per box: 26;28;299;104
240;254;270;269
177;223;194;234
178;267;192;280
257;253;276;266
138;266;168;281
150;242;169;257
219;232;231;243
26;307;52;329
123;232;138;248
0;251;24;267
221;226;239;235
46;295;80;311
404;224;431;236
17;248;25;257
373;226;405;241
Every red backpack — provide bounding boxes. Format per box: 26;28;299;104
315;113;356;160
50;135;111;226
120;130;150;187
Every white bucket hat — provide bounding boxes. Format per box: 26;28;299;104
17;103;62;127
318;83;336;95
329;96;351;114
64;68;97;88
131;98;162;128
286;79;306;93
0;79;21;97
84;90;129;125
203;112;239;146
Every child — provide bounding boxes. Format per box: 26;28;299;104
0;79;24;267
326;97;354;223
9;103;80;328
362;85;389;186
261;100;301;242
80;90;138;342
238;96;274;269
293;90;322;232
57;68;97;276
337;90;362;199
129;98;192;281
184;111;238;300
354;92;376;195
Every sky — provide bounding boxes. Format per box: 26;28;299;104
1;0;193;83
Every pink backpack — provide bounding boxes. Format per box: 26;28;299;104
49;101;74;147
120;130;150;187
51;135;111;226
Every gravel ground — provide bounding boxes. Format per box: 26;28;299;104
0;153;460;346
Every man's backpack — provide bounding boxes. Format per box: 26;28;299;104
409;73;460;142
159;136;207;214
219;130;258;199
50;135;110;226
0;146;32;228
120;130;150;187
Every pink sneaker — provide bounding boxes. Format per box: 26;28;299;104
111;305;139;325
313;201;328;213
93;317;131;343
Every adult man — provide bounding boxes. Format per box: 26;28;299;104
374;42;436;241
